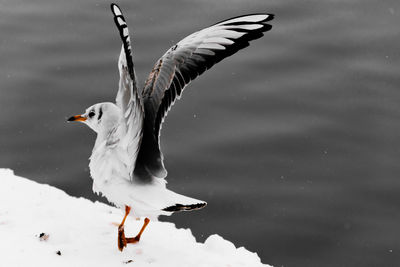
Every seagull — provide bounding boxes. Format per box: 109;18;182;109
68;3;274;252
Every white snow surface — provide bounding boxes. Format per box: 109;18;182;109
0;169;271;267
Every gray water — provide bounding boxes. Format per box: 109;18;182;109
1;0;399;266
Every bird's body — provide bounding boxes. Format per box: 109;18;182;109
87;104;204;219
68;3;274;251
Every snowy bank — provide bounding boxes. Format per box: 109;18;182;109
0;169;271;267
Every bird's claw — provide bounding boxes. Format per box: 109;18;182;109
118;225;127;251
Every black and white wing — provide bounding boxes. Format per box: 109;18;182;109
134;13;274;180
111;4;144;179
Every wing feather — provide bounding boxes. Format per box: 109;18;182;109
134;13;274;179
111;4;144;179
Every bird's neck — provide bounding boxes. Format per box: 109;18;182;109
94;125;120;149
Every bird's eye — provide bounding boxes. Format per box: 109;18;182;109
88;111;95;118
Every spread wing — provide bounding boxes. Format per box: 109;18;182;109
111;4;144;179
134;13;274;179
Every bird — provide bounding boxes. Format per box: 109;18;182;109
67;3;274;252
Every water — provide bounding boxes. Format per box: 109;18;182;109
0;0;399;266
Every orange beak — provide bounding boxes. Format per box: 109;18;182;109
67;115;87;122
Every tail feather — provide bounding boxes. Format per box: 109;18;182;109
161;189;207;213
162;202;207;212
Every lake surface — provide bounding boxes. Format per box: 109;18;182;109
0;0;399;266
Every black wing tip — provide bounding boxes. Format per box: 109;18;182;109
110;2;136;81
162;202;207;212
260;13;274;23
110;4;125;29
111;4;126;27
110;3;121;15
242;13;275;23
212;13;275;27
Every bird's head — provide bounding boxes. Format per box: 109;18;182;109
67;102;120;133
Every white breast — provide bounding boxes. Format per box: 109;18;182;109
89;139;131;201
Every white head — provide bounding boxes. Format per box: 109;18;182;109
67;102;121;134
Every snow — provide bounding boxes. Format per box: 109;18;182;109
0;169;271;267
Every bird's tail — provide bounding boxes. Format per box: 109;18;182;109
161;189;207;213
163;202;206;212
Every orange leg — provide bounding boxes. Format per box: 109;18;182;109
118;206;131;251
126;218;150;243
117;206;150;252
